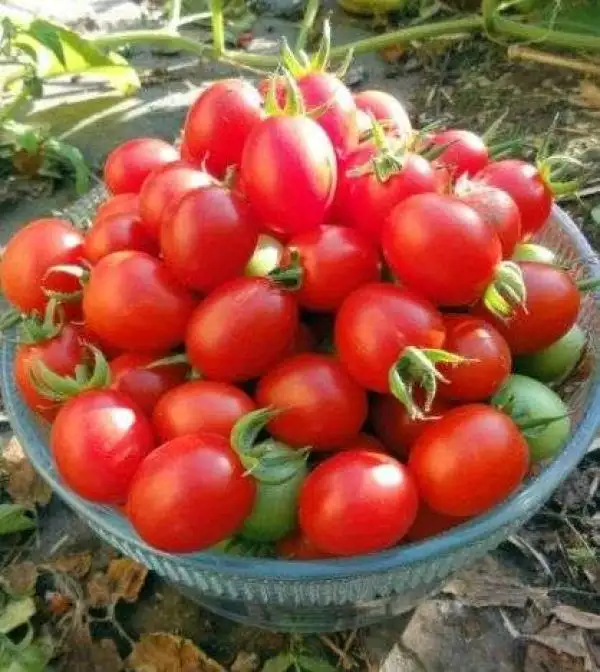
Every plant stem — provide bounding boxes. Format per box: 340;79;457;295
168;0;183;30
91;30;213;58
210;0;226;57
296;0;320;53
223;49;279;68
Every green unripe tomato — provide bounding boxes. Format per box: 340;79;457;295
512;243;556;265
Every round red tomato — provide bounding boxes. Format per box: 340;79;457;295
110;352;189;416
299;449;418;556
181;79;264;179
0;219;84;314
276;530;334;560
83;251;195;353
353;90;412;137
409;404;529;517
405;503;466;542
95;193;139;222
383;193;502;306
282;225;380;312
436;314;511;402
84;212;160;264
51;389;155;503
127;433;255;553
152;380;255;443
161;185;258;293
185;277;298;383
256;353;368;450
429;129;489;178
103;138;179;194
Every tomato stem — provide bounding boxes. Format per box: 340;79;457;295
295;0;320;55
483;261;527;320
19;299;63;345
210;0;225;57
268;250;304;290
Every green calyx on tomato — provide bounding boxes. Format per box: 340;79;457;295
264;68;306;117
349;119;412;184
512;243;556;265
483;260;527;320
388;346;467;420
18;298;63;344
210;536;275;558
536;152;583;198
268;250;304;291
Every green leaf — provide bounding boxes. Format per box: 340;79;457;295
44;138;90;194
296;655;337;672
26;20;66;67
22;75;43;99
0;505;37;536
0;598;36;635
262;652;295;672
0;632;53;672
591;204;600;226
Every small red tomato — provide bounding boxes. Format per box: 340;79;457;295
127;433;256;553
95;193;139;222
276;530;334;560
405;503;466;542
299;450;419;556
152;380;255;443
353;90;412;137
104;138;179;194
429;129;489;178
84;212;160;264
110;352;188;416
51;390;155;503
256;354;368;450
409;404;529;517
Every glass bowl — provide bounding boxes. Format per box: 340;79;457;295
1;192;599;633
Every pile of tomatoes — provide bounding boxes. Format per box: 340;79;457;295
0;40;591;560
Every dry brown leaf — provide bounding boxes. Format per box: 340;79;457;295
523;621;591;672
579;81;600;110
50;552;93;579
1;561;38;596
127;633;225;672
231;651;260;672
552;605;600;631
106;558;148;603
86;572;112;609
58;628;123;672
1;437;52;507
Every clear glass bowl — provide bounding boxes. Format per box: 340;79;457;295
1;193;599;633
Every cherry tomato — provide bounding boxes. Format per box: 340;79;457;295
51;389;155;503
0;219;85;314
185;277;298;383
299;449;418;556
152;380;255;442
409;404;529;517
94;193;139;222
103;138;178;194
353;90;412;137
256;353;368;450
127;433;255;553
276;530;334;560
161;185;258;293
83;251;196;353
84;212;160;264
181;79;264;178
383;193;502;306
110;352;188;416
405;503;466;542
282;225;380;312
429;129;489;178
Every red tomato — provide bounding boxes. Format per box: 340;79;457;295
84;212;160;264
138;161;214;238
383;193;502;306
95;193;139;222
335;283;446;393
110;352;188;416
103;138;179;194
127;433;256;553
181;79;264;179
73;322;123;361
161;185;258;293
51;389;155;503
475;159;553;238
333;142;436;242
299;449;418;556
340;433;387;453
15;324;86;421
409;404;529;517
0;219;84;314
475;262;580;355
371;392;452;460
282;225;380;312
256;353;368;450
276;530;334;560
437;315;511;402
405;503;466;542
429;129;489;178
185;277;298;383
152;380;255;443
83;251;195;353
240;116;337;236
353;90;412;137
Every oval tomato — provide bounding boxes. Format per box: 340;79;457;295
83;251;195;353
94;193;139;222
353;90;412;137
127;433;255;552
103;138;179;194
409;404;529;517
84;212;160;264
51;389;155;503
429;129;489;178
299;449;418;556
185;276;298;383
152;380;255;442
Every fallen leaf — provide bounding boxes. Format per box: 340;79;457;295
50;552;93;579
579;80;600;109
127;633;225;672
380;45;405;64
1;561;38;596
86;572;112;609
106;557;148;603
231;651;260;672
552;605;600;631
0;597;36;634
523;620;591;672
261;653;294;672
1;437;52;507
58;627;123;672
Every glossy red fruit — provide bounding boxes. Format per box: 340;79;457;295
84;212;160;264
405;503;466;542
340;433;387;454
95;193;139;222
429;129;489;178
353;90;412;137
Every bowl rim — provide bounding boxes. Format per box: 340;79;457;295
2;204;599;582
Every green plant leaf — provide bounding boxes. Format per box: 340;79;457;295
296;655;337;672
0;504;36;536
44;138;90;194
0;631;52;672
22;75;43;99
0;598;36;634
262;652;295;672
27;19;66;67
591;204;600;226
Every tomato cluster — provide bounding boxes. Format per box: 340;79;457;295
2;52;590;560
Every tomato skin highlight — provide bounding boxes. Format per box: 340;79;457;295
335;283;446;393
84;212;160;264
429;129;489;178
409;404;529;517
256;353;368;450
127;433;256;553
185;277;298;383
283;225;380;312
383;193;502;306
181;79;264;178
83;251;196;353
0;218;85;314
152;380;255;443
161;185;258;293
240;115;337;236
51;389;156;504
353;90;412;137
299;449;419;556
104;138;179;194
